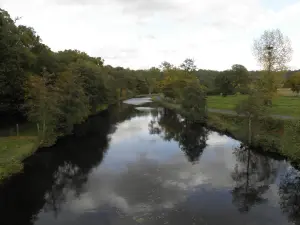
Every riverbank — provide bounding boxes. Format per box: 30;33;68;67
0;136;38;180
0;104;111;183
153;98;300;162
207;95;300;118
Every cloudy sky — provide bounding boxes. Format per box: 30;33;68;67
1;0;300;70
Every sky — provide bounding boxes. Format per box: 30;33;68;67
1;0;300;70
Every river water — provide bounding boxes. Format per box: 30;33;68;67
0;100;300;225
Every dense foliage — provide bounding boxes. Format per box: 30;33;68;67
1;8;297;147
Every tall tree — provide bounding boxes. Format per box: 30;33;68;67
287;72;300;96
160;61;174;71
231;144;278;213
253;29;293;105
24;71;59;145
56;70;90;134
253;29;293;72
236;92;269;144
180;58;197;73
0;9;25;113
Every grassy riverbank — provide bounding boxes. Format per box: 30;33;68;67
207;113;300;160
0;104;112;183
153;98;300;162
207;95;300;117
0;136;38;180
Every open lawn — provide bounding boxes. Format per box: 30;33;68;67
0;123;38;181
207;95;300;117
0;136;37;180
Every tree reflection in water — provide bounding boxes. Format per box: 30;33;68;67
148;108;208;163
279;167;300;225
0;104;144;225
231;144;279;213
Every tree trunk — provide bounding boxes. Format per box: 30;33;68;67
245;148;251;194
248;117;252;145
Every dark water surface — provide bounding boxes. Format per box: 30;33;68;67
1;103;300;225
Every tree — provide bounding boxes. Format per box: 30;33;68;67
148;109;208;163
231;64;250;93
195;69;220;91
160;61;174;71
279;168;300;224
253;29;293;105
181;82;207;122
24;71;60;145
55;70;90;134
236;92;269;144
215;70;235;96
214;65;249;96
254;71;279;106
288;72;300;96
253;29;293;72
231;144;278;213
0;9;25;113
180;58;197;73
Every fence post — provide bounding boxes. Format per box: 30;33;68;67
16;124;19;137
37;123;40;137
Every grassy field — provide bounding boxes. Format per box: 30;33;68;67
207;95;300;117
0;122;39;181
0;136;38;181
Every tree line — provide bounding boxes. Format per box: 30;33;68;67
1;8;299;146
1;9;164;145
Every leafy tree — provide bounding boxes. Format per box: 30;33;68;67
149;109;208;163
215;70;235;96
195;69;220;92
69;60;108;113
160;61;174;71
0;9;25;113
231;144;278;213
236;92;269;144
254;71;279;106
214;65;249;96
181;82;207;122
55;70;90;134
288;72;300;96
253;29;293;105
180;58;197;73
279;168;300;225
231;64;250;93
253;29;293;72
24;71;60;145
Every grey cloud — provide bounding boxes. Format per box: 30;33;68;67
54;0;176;14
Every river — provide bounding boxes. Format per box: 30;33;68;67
0;99;300;225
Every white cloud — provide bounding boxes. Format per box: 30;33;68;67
1;0;299;70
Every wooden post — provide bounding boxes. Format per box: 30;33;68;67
43;119;46;140
16;124;19;137
37;123;40;137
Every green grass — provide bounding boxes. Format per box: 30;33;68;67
0;136;38;181
207;95;300;117
207;95;247;111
